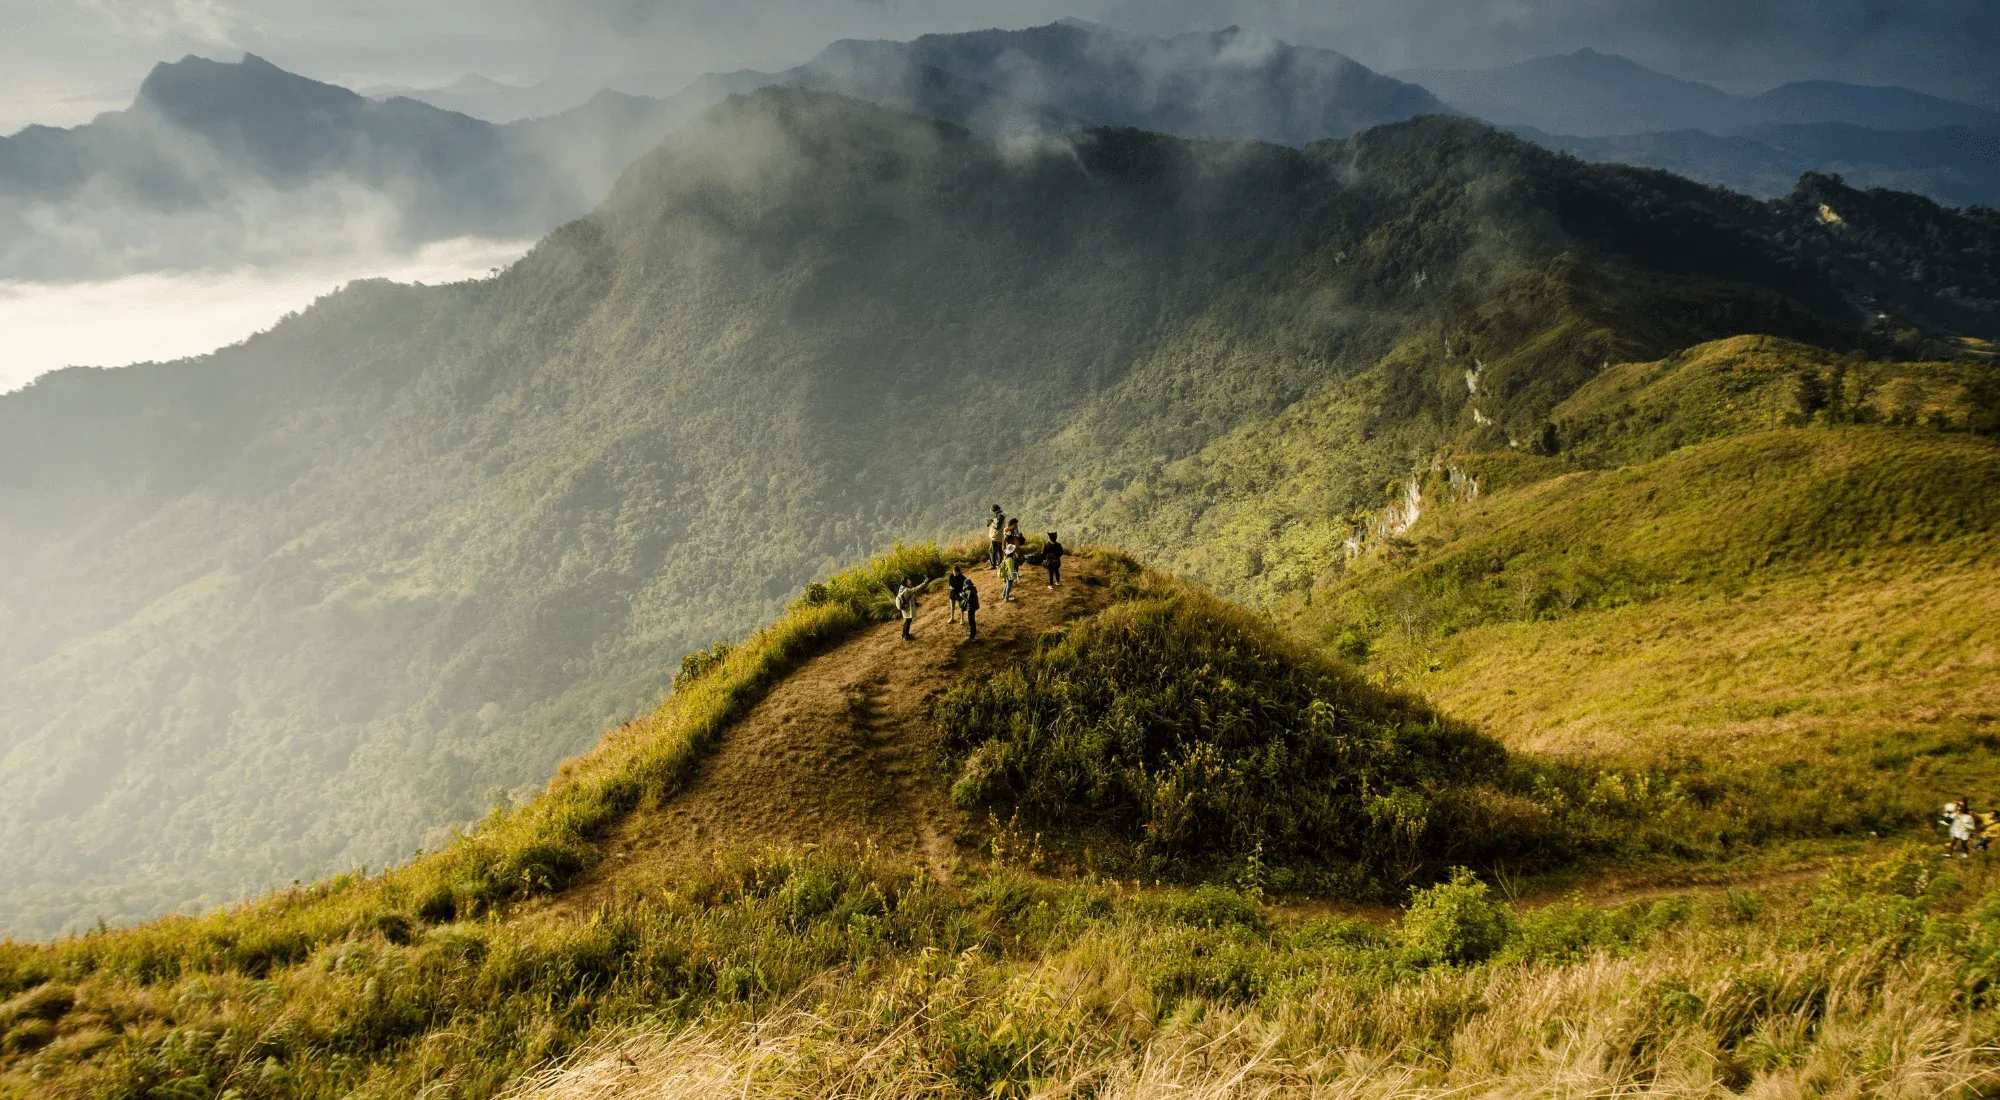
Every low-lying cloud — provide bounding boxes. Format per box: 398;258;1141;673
0;235;532;392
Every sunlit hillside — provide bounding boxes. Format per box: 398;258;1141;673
1;88;1996;941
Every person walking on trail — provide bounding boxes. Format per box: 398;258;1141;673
893;577;921;641
962;577;980;640
947;565;968;624
1042;531;1065;587
1001;550;1019;602
987;506;1006;570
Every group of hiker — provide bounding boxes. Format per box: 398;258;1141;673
889;504;1067;643
1941;797;2000;857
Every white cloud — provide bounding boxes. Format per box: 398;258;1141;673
75;0;245;46
0;236;533;392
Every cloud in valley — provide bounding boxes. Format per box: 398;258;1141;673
0;236;531;392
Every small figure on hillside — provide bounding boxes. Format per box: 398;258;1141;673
962;578;980;640
893;577;921;641
1004;518;1026;561
947;565;968;624
1042;531;1065;587
1949;796;1976;857
1978;809;2000;854
987;506;1006;570
1001;550;1019;602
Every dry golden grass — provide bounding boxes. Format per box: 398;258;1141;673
1410;552;2000;766
508;919;1999;1100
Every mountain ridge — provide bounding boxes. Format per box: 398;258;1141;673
1400;47;2000;137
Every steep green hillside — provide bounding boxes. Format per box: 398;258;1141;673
1230;338;2000;851
4;87;1997;936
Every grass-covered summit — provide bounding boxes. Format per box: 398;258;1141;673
934;565;1536;892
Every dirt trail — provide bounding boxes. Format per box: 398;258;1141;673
556;555;1111;909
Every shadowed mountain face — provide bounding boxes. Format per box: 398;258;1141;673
0;89;1996;937
648;20;1456;147
791;20;1454;143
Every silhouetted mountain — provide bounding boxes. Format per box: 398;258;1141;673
1520;123;2000;209
1402;49;1741;136
1402;49;2000;138
363;73;597;123
2;88;1995;935
1749;81;2000;133
1399;49;2000;211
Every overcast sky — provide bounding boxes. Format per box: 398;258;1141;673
4;0;1996;134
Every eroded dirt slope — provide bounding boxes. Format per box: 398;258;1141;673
558;555;1112;907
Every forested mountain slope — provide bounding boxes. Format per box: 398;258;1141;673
2;88;1996;937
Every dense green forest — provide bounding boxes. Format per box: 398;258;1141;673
2;87;1996;937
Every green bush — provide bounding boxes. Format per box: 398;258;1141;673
929;573;1524;890
1399;868;1514;967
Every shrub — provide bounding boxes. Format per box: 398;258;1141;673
674;642;733;692
1399;868;1514;967
929;572;1518;890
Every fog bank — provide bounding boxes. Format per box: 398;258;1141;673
0;236;533;392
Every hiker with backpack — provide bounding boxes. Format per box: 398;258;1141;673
962;576;980;640
893;577;923;641
1042;531;1065;587
987;506;1006;570
947;565;968;624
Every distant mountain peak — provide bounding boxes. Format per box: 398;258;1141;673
136;51;360;124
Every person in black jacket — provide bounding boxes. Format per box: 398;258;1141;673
1042;532;1066;587
947;565;968;624
962;578;980;640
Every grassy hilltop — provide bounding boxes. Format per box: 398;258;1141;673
4;86;1998;937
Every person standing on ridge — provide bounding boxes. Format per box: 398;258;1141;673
894;577;921;641
1042;531;1065;587
1001;549;1019;602
987;506;1006;570
1004;518;1026;566
962;576;980;640
947;564;968;624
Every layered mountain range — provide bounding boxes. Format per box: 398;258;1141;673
1401;48;2000;137
2;81;1996;935
9;20;1995;286
1403;48;2000;207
